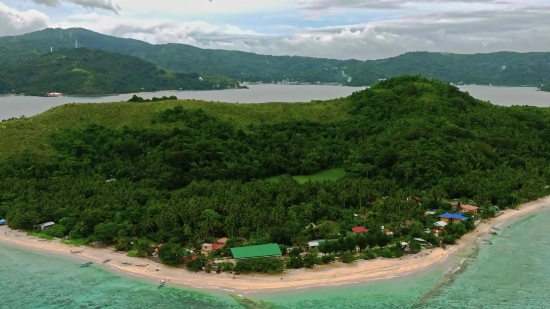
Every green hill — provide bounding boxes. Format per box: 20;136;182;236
0;47;242;96
540;84;550;92
2;28;550;87
1;76;550;268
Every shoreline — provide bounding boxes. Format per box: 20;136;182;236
2;196;549;294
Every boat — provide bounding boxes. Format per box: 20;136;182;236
80;262;93;267
103;259;111;263
121;262;132;265
159;279;166;287
46;92;63;97
135;264;148;267
70;250;83;254
491;227;501;230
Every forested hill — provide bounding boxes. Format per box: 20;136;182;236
1;28;550;87
540;84;550;92
1;75;550;251
0;48;241;96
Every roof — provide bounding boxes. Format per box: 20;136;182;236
351;226;369;233
440;213;468;221
230;243;282;259
212;243;224;250
434;221;448;227
308;240;323;247
217;237;228;244
39;221;55;227
461;204;479;211
0;219;5;225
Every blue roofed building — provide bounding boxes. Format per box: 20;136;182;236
440;213;469;223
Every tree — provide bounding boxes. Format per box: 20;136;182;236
409;241;422;254
158;242;183;266
135;238;153;257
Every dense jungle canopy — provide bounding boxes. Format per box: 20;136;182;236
0;75;549;252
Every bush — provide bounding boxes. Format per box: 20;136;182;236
374;248;392;258
43;224;66;238
235;257;285;274
341;252;356;263
288;256;304;269
321;254;335;264
359;249;376;260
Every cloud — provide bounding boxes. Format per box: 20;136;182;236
31;0;120;13
57;1;550;60
3;0;550;60
0;2;49;36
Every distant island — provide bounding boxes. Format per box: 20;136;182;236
0;48;244;96
1;27;550;87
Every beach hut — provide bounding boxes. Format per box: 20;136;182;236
460;204;479;214
0;219;5;226
35;221;55;230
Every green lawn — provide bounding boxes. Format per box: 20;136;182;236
267;168;347;183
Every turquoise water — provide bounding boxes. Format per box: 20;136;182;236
2;209;550;308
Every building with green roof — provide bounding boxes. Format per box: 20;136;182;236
230;243;282;259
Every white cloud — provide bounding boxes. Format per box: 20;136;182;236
30;0;120;13
2;0;550;60
0;2;49;36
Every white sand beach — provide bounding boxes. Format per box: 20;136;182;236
1;196;549;294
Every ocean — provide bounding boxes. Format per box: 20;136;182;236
1;209;550;309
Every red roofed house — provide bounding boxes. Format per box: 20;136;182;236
201;237;228;254
352;226;369;233
460;204;479;214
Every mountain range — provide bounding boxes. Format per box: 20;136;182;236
0;48;241;96
1;27;549;91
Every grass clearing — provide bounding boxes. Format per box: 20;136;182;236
0;98;351;160
267;168;347;183
27;231;54;240
126;250;140;257
61;238;88;247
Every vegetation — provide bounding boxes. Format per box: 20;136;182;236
540;84;550;92
267;168;347;183
1;75;550;273
2;28;550;86
0;48;242;96
127;95;178;102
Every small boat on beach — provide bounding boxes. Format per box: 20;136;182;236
103;259;111;263
71;250;83;254
492;227;501;231
136;264;149;267
159;279;166;287
121;262;132;265
80;262;93;267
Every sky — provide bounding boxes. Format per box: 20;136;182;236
1;0;549;60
